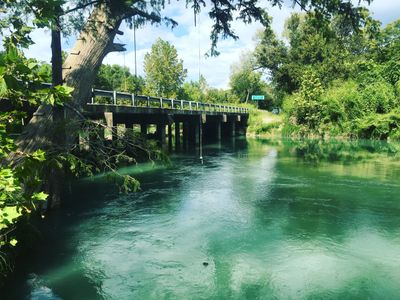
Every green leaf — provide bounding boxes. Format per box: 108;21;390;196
28;62;38;69
10;239;17;246
0;76;7;96
1;206;22;224
7;46;19;62
31;149;46;161
32;191;48;201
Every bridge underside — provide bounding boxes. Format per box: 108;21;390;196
84;104;249;147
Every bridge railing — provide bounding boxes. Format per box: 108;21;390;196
88;89;249;114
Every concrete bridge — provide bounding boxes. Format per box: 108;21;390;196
84;89;249;147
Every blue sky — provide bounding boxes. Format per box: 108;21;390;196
25;0;400;89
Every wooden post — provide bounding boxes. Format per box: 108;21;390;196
216;121;222;141
140;123;147;136
156;123;166;145
175;122;180;147
194;121;200;146
168;123;172;148
229;120;236;137
183;121;189;148
189;119;200;146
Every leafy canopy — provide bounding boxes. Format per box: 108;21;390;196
144;38;187;98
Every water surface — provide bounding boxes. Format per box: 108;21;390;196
4;139;400;299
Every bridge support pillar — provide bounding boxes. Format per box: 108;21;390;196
216;121;222;141
175;122;180;147
189;119;200;146
140;123;147;136
183;121;189;148
168;124;173;148
229;120;236;137
124;123;133;140
238;115;248;136
156;123;166;145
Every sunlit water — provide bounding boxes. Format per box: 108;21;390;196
3;138;400;299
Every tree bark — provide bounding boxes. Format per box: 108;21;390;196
17;3;127;150
63;3;125;110
48;20;64;208
15;3;129;208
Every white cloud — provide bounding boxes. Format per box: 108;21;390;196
24;29;52;63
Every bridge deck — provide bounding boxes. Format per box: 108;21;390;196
85;89;249;116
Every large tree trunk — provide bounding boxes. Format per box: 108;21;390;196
18;3;126;152
15;3;128;208
63;3;125;110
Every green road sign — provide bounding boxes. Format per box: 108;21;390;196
251;95;265;101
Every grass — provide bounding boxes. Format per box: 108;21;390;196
247;108;283;137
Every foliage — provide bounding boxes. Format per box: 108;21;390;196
229;52;271;105
256;10;400;140
94;64;145;94
355;110;400;140
144;38;187;98
178;75;239;104
0;44;73;255
178;75;208;102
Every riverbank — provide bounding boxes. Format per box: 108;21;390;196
246;109;283;137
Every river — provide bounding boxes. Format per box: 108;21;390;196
3;138;400;299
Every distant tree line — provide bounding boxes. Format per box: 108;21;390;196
252;11;400;140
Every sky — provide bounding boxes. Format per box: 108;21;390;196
24;0;400;89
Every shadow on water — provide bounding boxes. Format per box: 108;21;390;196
2;137;400;299
1;138;249;299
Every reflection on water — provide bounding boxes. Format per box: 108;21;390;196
3;138;400;299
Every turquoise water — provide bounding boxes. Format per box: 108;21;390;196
3;139;400;299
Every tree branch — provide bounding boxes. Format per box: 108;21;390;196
108;43;126;53
122;7;161;23
63;0;101;15
293;0;309;12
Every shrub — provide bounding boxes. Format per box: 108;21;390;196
359;80;397;114
355;110;400;140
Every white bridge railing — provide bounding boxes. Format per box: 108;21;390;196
88;88;249;114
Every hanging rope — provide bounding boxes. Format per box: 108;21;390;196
194;7;203;163
133;15;138;78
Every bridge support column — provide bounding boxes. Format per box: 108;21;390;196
168;124;173;148
124;122;133;140
237;115;248;136
140;123;147;136
183;121;189;148
216;121;222;141
229;120;236;137
189;119;200;146
156;123;166;145
175;122;180;147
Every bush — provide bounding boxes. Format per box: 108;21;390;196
355;110;400;140
323;80;361;122
359;80;397;114
255;122;281;135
